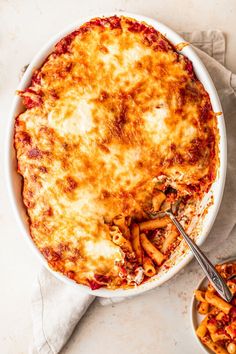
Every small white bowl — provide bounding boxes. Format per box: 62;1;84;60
5;12;227;297
191;258;236;354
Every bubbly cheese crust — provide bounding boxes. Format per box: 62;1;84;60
14;16;219;289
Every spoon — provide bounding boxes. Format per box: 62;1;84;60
147;206;233;303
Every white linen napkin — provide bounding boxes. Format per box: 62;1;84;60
30;30;236;354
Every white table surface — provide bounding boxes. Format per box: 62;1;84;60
1;1;236;353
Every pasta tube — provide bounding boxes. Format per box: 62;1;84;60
198;301;209;315
205;291;232;314
196;315;208;339
131;223;143;264
227;343;236;354
110;226;133;255
152;191;166;211
210;332;229;343
113;214;131;239
139;216;170;231
140;233;165;265
143;256;156;277
201;336;228;354
162;226;178;253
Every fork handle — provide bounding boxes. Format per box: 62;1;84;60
166;210;233;303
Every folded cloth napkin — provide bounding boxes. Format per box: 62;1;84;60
30;30;236;354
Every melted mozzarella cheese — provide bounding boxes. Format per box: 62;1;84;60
48;96;95;135
14;16;218;289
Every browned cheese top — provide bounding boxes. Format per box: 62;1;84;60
14;16;219;289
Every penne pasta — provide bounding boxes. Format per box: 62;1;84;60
195;290;207;303
196;316;209;339
210;332;229;343
143;256;156;277
201;336;228;354
113;214;131;239
198;301;209;315
227;280;236;295
162;226;178;253
152;191;166;211
227;343;236;354
113;214;125;227
216;312;225;321
140;233;165;265
205;291;232;314
196;309;219;339
110;226;134;256
207;321;217;334
225;323;236;339
131;223;143;264
139;216;170;231
126;216;132;227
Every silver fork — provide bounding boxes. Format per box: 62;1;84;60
147;207;233;302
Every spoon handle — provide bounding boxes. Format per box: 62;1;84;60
166;210;233;303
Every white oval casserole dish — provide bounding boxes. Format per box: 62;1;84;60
5;12;227;297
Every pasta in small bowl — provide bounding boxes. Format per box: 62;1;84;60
192;260;236;354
